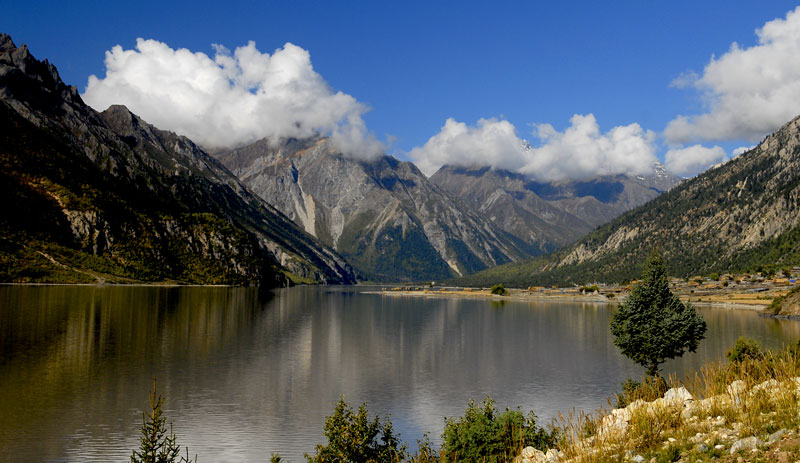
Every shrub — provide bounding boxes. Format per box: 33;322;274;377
579;284;600;293
766;268;777;278
305;398;407;462
490;284;508;296
441;398;554;462
726;336;763;363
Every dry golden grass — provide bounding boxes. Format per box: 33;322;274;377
552;348;800;462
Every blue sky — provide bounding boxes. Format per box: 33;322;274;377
4;1;800;179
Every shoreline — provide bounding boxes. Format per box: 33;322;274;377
0;282;784;314
364;289;614;304
0;282;237;288
366;288;772;312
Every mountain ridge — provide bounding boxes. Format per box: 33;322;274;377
215;137;537;282
0;33;356;285
429;163;679;251
454;114;800;287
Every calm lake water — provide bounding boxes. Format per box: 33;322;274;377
2;285;799;462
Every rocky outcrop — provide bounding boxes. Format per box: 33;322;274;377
215;137;535;281
0;33;356;285
554;377;800;462
556;378;800;462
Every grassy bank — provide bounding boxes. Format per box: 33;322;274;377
553;342;800;463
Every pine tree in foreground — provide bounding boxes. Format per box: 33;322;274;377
131;379;195;463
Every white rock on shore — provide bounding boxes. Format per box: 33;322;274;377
516;445;563;463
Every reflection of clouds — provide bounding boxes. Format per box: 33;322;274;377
3;287;800;462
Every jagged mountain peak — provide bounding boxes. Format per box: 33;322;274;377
215;137;536;282
101;104;138;129
429;163;677;252
0;34;83;113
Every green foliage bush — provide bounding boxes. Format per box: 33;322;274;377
726;337;763;363
490;284;508;296
305;398;407;462
579;284;600;293
441;398;554;462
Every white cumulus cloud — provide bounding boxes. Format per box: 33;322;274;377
409;118;528;177
664;145;727;177
520;114;657;182
664;6;800;144
83;39;383;157
410;114;658;182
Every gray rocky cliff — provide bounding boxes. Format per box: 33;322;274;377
216;138;535;281
430;164;679;250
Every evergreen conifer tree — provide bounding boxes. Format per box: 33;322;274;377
610;250;707;376
131;380;183;463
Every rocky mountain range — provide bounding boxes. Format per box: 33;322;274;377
0;33;356;285
0;32;703;286
215;135;679;282
430;163;678;251
456;114;800;287
214;137;535;281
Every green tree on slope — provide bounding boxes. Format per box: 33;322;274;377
610;250;707;376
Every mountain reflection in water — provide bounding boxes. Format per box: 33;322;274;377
1;285;798;462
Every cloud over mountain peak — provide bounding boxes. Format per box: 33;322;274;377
409;114;658;182
83;39;383;157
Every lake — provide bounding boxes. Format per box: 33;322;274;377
1;285;799;462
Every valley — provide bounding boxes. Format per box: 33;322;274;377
6;3;800;461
